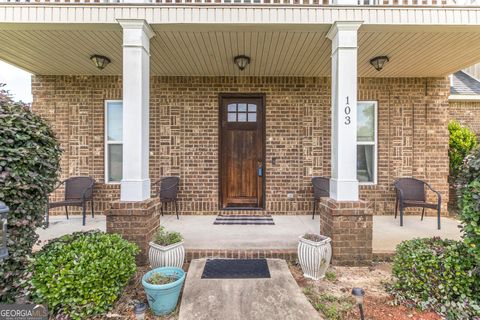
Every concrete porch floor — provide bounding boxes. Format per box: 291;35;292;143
35;214;462;253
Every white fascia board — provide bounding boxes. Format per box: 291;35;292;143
449;94;480;101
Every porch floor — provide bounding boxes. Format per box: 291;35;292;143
35;214;462;254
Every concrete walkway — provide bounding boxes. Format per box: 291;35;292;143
179;259;322;320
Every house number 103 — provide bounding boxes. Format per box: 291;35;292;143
344;96;351;125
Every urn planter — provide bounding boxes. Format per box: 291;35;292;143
142;267;185;316
297;234;332;280
149;241;185;268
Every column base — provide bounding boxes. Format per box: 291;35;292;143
120;179;151;202
105;197;160;265
319;198;372;266
329;178;359;201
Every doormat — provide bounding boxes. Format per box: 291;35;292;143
201;259;271;279
213;215;274;225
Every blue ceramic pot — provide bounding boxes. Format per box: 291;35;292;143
142;267;186;316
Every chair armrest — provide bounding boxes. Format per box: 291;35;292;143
53;180;66;191
425;183;442;204
81;181;95;201
394;186;405;201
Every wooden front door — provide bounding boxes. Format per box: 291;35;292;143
219;94;265;209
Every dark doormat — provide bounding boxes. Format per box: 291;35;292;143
201;259;271;279
213;215;274;225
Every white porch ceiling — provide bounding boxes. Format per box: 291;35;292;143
1;24;480;77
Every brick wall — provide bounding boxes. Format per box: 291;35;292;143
449;100;480;135
32;76;450;216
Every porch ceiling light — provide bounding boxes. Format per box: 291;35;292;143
90;55;111;70
369;56;389;72
234;55;251;71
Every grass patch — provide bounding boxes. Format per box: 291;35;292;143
324;271;337;282
303;286;353;320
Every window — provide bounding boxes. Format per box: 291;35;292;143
105;101;123;183
357;101;377;184
227;103;257;122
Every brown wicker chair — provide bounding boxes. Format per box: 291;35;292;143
312;177;330;219
46;176;95;227
154;177;180;219
394;178;441;230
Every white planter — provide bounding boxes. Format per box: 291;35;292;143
297;235;332;280
148;241;185;268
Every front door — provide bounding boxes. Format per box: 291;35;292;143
219;94;265;209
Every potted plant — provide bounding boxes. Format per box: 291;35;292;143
142;267;186;316
297;233;332;280
149;226;184;268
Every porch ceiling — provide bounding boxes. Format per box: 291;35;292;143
1;23;480;77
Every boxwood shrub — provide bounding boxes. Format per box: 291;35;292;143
30;231;139;319
390;238;480;320
449;120;477;179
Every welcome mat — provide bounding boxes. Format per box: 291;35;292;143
213;215;274;225
201;259;271;279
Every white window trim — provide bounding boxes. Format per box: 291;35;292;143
104;100;123;185
357;101;378;186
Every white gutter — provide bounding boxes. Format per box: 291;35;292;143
449;94;480;101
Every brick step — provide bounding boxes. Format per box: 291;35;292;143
185;249;297;262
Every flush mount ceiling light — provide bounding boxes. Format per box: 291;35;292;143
369;56;389;72
234;55;251;71
90;55;111;70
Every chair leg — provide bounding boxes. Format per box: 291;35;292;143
400;205;404;227
45;206;49;228
394;198;398;219
312;200;316;220
82;204;86;226
65;206;69;219
437;206;441;230
421;207;425;221
175;201;179;220
91;199;94;218
160;203;164;216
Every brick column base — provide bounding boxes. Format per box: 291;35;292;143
319;198;373;266
105;198;160;265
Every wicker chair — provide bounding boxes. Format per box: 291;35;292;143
46;176;95;227
311;177;330;219
394;178;441;230
154;176;180;219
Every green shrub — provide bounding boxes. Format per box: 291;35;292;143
30;231;139;319
0;102;62;301
390;238;480;320
456;148;480;264
152;226;183;246
449;120;477;179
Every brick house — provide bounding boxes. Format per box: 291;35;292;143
1;0;480;264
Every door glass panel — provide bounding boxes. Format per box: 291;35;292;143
238;113;247;122
248;113;257;122
108;144;123;182
107;101;123;142
228;113;237;122
248;104;257;112
228;104;237;112
238;104;247;112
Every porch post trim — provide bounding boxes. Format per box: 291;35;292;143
327;21;362;202
118;19;155;202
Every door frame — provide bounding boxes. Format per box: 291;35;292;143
218;93;266;210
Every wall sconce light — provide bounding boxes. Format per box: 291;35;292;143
234;55;251;71
352;287;365;320
0;201;9;261
90;55;111;70
369;56;389;72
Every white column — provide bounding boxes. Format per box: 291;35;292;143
332;0;358;4
118;19;155;201
326;21;362;202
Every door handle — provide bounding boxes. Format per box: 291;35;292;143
257;161;263;177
